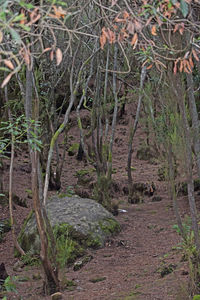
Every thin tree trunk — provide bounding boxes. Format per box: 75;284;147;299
108;43;119;180
186;72;200;179
76;48;96;162
127;66;146;201
43;50;98;205
4;86;25;256
31;151;60;295
168;141;185;240
171;72;200;251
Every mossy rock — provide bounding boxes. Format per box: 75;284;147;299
68;143;79;156
17;196;120;260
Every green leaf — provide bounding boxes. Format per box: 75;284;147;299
9;28;21;44
0;0;9;11
56;1;67;6
180;0;188;17
19;1;34;9
18;24;31;32
0;67;10;72
0;11;6;21
4;276;17;293
12;13;25;22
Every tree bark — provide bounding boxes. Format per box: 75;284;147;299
31;151;60;295
5;86;25;256
127;66;146;202
171;72;200;251
186;72;200;179
168;141;186;240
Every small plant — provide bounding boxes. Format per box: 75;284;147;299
21;254;40;266
2;276;18;298
53;224;84;268
56;235;76;268
66;186;75;196
0;115;42;154
173;216;200;294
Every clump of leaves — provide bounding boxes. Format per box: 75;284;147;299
53;224;84;268
21;254;40;266
2;276;18;300
0;115;42;154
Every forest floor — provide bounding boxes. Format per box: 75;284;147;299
0;105;195;300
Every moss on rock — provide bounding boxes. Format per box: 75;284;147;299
17;196;121;266
68;143;79;156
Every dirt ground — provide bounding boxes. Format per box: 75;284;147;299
0;106;193;300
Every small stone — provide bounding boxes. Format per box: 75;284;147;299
51;292;63;300
73;255;93;271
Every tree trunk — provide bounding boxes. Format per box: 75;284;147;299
127;66;146;202
171;72;200;251
186;72;200;179
31;151;60;295
168;141;185;240
5;86;25;256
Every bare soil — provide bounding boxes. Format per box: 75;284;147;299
0;107;192;300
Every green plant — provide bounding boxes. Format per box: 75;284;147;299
21;254;40;266
66;186;75;196
173;216;200;294
53;223;83;268
56;235;76;268
3;276;18;296
0;115;42;154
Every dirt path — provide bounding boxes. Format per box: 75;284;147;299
0;109;189;299
65;194;186;300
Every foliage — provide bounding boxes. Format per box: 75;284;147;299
173;216;200;294
3;276;17;293
21;254;40;266
100;0;200;74
53;223;84;268
0;115;42;154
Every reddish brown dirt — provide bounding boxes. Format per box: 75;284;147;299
0;107;193;300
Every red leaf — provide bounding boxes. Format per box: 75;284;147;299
151;25;157;36
1;73;13;88
192;49;199;61
4;59;14;70
56;48;62;66
131;33;138;49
